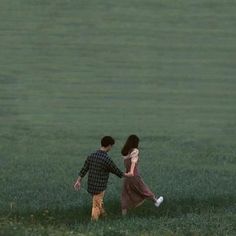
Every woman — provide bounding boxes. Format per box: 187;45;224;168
121;135;163;215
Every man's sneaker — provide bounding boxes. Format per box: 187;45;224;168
154;196;164;207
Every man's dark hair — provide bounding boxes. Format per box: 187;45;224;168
101;136;115;147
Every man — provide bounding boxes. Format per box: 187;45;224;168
74;136;130;220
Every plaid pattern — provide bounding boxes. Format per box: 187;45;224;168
79;150;124;194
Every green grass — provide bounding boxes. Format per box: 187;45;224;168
0;0;236;235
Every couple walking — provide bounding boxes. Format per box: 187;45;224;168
74;135;163;220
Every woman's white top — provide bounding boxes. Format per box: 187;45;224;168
123;148;139;163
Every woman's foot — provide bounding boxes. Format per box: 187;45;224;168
154;196;164;207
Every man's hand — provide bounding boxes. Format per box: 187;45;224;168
74;178;81;191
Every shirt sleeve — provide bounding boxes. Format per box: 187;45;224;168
130;148;139;163
105;158;124;178
78;157;89;178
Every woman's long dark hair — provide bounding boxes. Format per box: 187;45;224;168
121;135;140;156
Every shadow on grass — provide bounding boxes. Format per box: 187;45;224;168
5;195;235;227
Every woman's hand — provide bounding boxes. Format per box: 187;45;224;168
124;172;134;177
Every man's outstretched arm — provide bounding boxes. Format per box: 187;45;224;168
106;158;131;178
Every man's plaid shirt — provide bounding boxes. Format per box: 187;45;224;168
79;150;124;195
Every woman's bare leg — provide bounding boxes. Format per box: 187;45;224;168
122;209;127;216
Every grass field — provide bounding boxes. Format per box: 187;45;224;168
0;0;236;235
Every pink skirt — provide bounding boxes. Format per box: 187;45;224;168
121;176;155;209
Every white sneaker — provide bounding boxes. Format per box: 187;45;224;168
154;196;164;207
